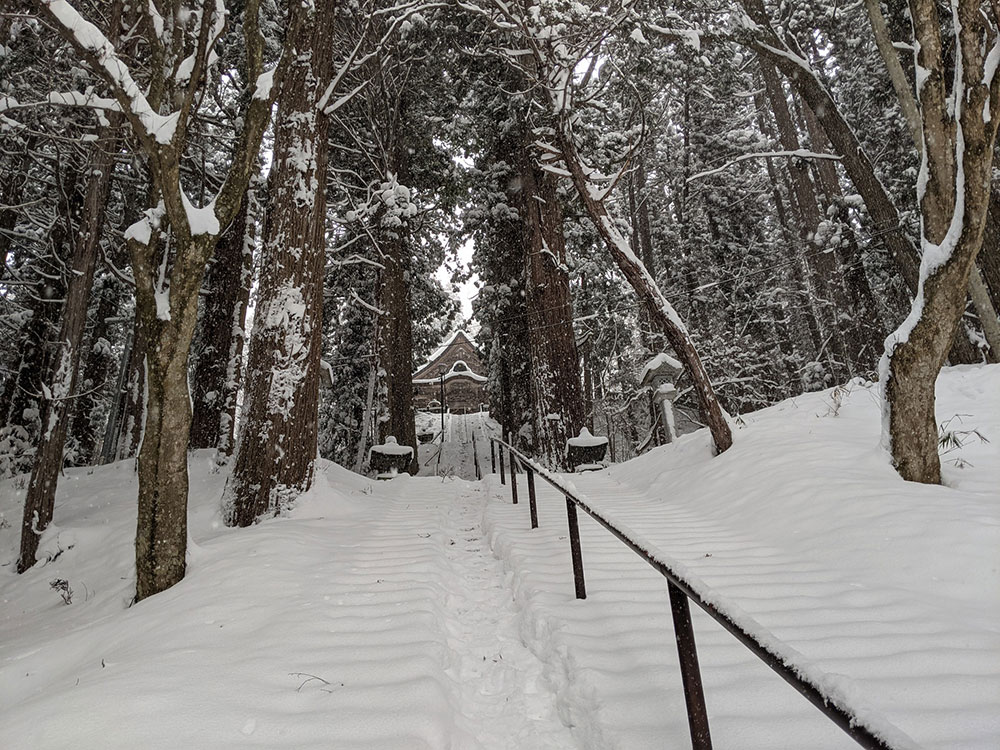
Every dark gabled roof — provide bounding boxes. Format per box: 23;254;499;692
411;330;484;380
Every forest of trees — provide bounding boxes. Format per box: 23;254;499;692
1;0;998;599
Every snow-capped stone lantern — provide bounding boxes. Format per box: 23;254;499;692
639;353;682;444
566;427;609;472
368;436;414;480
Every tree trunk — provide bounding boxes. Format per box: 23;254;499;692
18;125;118;571
799;97;887;370
980;190;1000;303
33;0;292;603
226;5;334;525
554;115;733;454
0;160;78;477
111;325;146;462
133;264;206;600
189;185;255;451
881;0;1000;484
69;277;119;465
753;91;821;383
967;267;1000;362
758;59;849;381
376;234;419;474
863;0;923;153
517;125;584;468
374;127;419;474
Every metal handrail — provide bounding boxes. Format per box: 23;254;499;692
488;437;916;750
471;432;482;480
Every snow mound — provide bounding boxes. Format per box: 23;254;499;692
0;456;458;749
485;365;999;750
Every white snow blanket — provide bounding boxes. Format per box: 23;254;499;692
485;364;999;749
0;365;996;749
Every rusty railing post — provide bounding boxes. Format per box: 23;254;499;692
565;495;586;599
527;467;538;529
473;434;481;480
490;439;496;474
499;443;506;485
668;582;713;750
510;454;519;504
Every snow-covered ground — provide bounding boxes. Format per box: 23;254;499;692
0;459;571;749
0;365;996;749
417;411;498;480
486;365;999;749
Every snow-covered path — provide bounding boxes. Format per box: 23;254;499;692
0;459;577;750
440;482;576;750
418;412;498;481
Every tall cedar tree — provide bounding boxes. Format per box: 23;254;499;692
225;0;337;525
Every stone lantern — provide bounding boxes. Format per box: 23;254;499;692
368;436;414;479
638;353;682;444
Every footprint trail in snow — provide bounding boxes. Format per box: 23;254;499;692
439;482;577;750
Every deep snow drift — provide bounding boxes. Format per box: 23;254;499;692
0;365;997;749
485;364;998;749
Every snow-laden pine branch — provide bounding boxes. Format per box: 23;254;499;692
686;150;842;183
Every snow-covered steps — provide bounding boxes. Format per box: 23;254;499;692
0;456;577;749
483;366;1000;750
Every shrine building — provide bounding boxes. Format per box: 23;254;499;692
412;331;489;413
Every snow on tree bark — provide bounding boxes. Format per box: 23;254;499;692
880;0;1000;484
225;2;335;525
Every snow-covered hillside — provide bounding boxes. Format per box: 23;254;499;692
1;365;997;749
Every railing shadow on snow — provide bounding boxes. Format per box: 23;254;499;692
488;437;917;750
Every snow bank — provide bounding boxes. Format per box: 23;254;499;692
0;455;457;749
485;365;999;749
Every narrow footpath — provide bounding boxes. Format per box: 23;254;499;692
438;480;577;750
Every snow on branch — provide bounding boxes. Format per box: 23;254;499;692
646;24;702;51
686;149;842;183
350;291;386;316
319;1;445;114
37;0;180;145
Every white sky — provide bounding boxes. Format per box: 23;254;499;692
436;237;479;321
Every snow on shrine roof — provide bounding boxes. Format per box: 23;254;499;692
413;359;488;384
412;330;481;379
567;427;609;448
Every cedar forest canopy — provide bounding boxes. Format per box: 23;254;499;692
1;0;997;599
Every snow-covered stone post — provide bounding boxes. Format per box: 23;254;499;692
639;354;683;445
